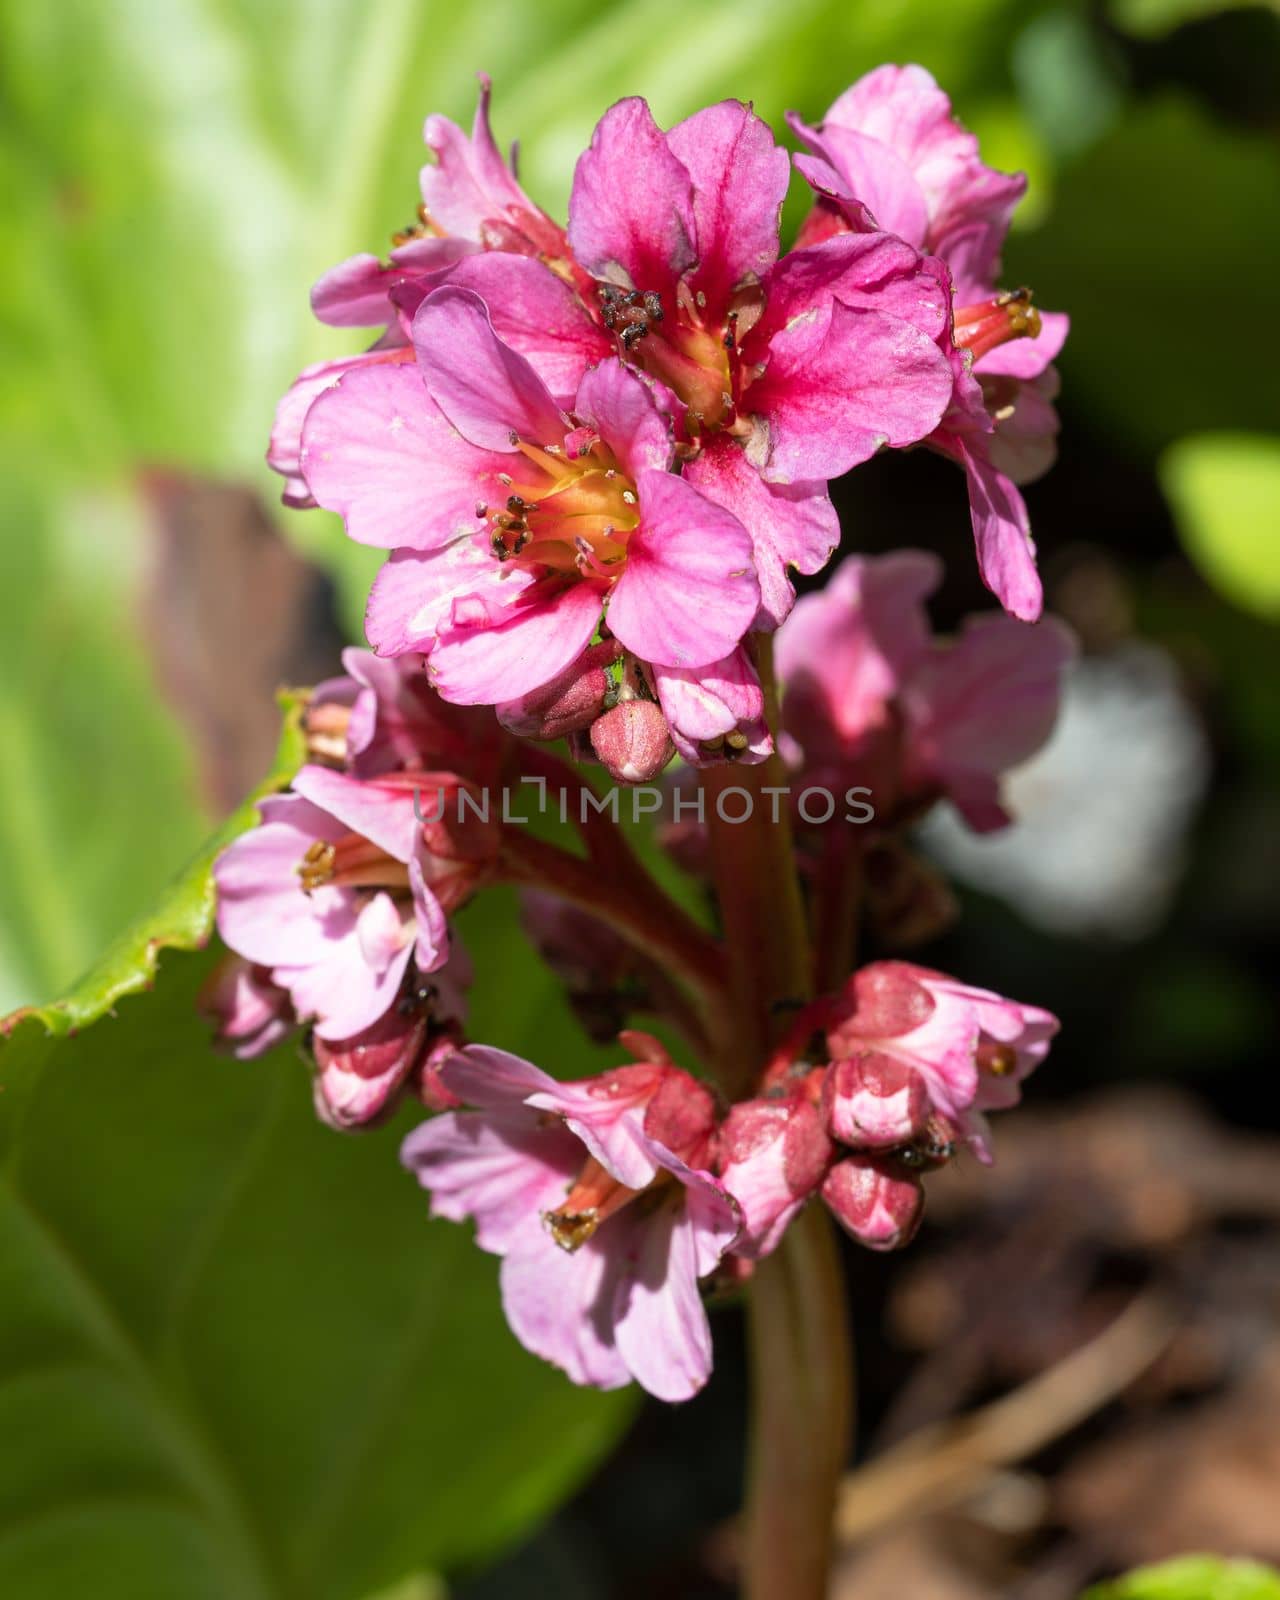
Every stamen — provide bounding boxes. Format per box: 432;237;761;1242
954;288;1042;362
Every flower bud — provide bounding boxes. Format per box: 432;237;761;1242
717;1091;834;1259
822;1050;929;1149
822;1155;923;1251
496;640;622;741
589;699;674;784
311;1005;431;1131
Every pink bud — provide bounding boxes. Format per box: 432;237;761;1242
716;1091;834;1259
823;1050;929;1148
496;639;622;741
311;1006;430;1130
589;699;674;784
822;1154;923;1251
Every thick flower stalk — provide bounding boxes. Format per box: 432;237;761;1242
210;66;1075;1600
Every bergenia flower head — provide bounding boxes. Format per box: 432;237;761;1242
790;65;1069;620
402;1039;740;1400
776;551;1076;832
305;286;760;705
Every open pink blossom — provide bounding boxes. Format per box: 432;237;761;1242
776;552;1075;831
824;961;1058;1164
653;646;771;768
565;97;953;619
303;285;760;704
270;76;594;505
213;766;452;1041
790;66;1068;619
402;1042;740;1400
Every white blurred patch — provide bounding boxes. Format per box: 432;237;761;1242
919;645;1211;938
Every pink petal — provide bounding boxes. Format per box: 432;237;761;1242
290;764;420;862
291;932;414;1043
402;1107;582;1254
748;301;953;483
611;1197;721;1402
419;74;537;241
569;97;696;293
653;650;771;767
409;852;450;973
355;891;411;975
214;797;348;968
412;286;566;452
441;253;610;405
571;359;673;481
428;577;605;704
441;1044;566;1110
801;124;929;247
501;1223;632;1390
365;540;515;658
960;444;1044;622
759;233;949;345
302;363;507;551
903;612;1075;794
683;437;838;628
666;100;790;310
268;351;392;507
605;470;758;670
775;551;940;749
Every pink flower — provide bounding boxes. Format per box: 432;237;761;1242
401;1042;740;1400
821;1154;923;1251
790;65;1069;620
653;646;772;768
311;940;471;1130
824;960;1059;1164
304;285;760;705
776;552;1075;832
269;76;592;506
306;647;501;778
199;955;294;1059
213;765;454;1041
566;97;953;620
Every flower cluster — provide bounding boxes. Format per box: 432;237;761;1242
270;67;1061;771
207;67;1071;1403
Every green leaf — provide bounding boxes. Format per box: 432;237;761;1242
0;464;211;1015
0;947;633;1600
1083;1554;1280;1600
1160;433;1280;621
0;691;305;1050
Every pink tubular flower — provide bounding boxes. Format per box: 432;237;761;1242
199;955;294;1059
402;1042;740;1400
776;551;1076;832
653;646;771;768
213;763;468;1041
790;65;1069;620
303;285;760;705
824;960;1058;1164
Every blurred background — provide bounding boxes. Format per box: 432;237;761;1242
1;1;1278;1597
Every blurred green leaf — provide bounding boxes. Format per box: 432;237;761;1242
0;691;303;1050
0;943;633;1600
0;463;210;1014
1083;1554;1280;1599
1107;0;1247;37
1160;432;1280;621
1007;96;1280;457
